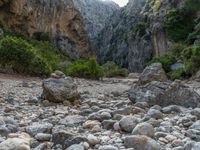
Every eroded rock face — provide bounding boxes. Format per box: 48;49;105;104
97;0;147;71
97;0;185;72
0;0;89;59
42;77;79;103
73;0;119;41
0;0;117;59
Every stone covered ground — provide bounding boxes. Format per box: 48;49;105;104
0;72;200;150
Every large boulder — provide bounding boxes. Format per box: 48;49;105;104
129;63;200;108
129;81;169;106
129;80;200;108
138;63;167;85
42;77;80;103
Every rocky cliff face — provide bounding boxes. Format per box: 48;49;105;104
0;0;118;59
1;0;193;72
97;0;150;72
97;0;185;72
73;0;119;41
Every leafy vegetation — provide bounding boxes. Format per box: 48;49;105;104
0;36;61;76
0;33;128;80
148;43;200;80
103;61;128;78
133;22;148;36
182;45;200;75
67;58;104;80
168;43;187;59
148;0;200;80
186;22;200;44
167;68;187;80
164;0;200;42
164;8;195;42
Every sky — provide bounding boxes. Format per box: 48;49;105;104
111;0;129;7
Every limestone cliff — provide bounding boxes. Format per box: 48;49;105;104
97;0;186;72
97;0;148;72
0;0;118;59
73;0;119;41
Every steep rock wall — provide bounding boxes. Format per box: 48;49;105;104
0;0;90;59
73;0;119;41
0;0;118;59
97;0;147;71
97;0;185;72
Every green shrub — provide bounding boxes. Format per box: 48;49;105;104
186;23;200;44
148;44;200;79
164;8;196;42
106;68;128;78
68;58;104;80
31;40;61;71
134;22;148;36
169;43;187;59
167;68;187;80
148;54;176;72
0;36;61;76
184;0;200;13
182;45;200;75
0;36;43;74
164;0;199;42
58;60;73;75
103;61;128;77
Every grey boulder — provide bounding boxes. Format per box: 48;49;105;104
119;116;138;132
42;77;79;103
132;122;155;138
129;80;200;108
138;63;167;85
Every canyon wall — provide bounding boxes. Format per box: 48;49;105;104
0;0;118;59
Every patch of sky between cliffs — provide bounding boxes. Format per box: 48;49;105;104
102;0;129;7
